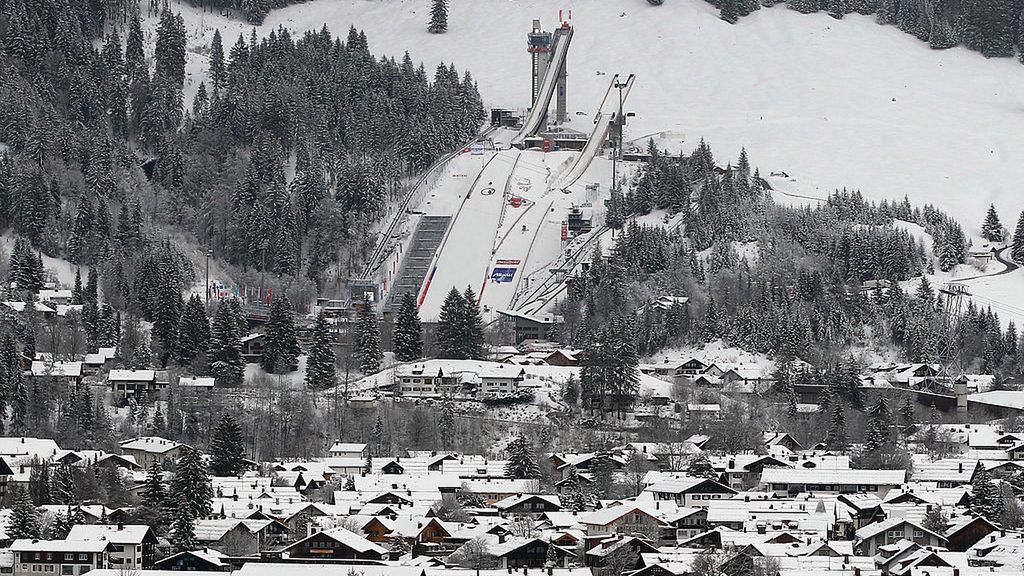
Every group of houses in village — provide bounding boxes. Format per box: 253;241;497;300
0;418;1021;575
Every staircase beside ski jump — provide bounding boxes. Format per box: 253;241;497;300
386;216;451;307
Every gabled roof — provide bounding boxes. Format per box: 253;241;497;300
284;527;387;556
761;468;906;485
119;436;183;454
66;523;154;544
493;493;561;511
855;517;947;543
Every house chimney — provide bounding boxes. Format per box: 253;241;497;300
499;534;506;544
958;463;963;473
117;523;123;531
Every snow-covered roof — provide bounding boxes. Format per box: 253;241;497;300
969;391;1024;411
10;538;111;552
3;301;56;314
66;524;152;544
107;369;156;382
119;437;183;454
30;361;82;378
178;376;216;387
761;468;906;486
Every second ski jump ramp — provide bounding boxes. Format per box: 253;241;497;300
556;74;635;193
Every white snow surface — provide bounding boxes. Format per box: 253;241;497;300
153;0;1024;233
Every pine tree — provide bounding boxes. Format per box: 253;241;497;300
504;434;540;479
461;287;485;360
260;296;300;373
355;301;382;375
28;462;51;506
170;496;197;552
305;313;337;390
686;453;718;480
371;413;385;457
559;470;589;512
428;0;449;33
720;0;739;23
177;295;210;366
392;293;423;362
209;30;226;89
208;302;244;386
826;400;849;451
8;486;41;539
437;288;467;359
50;464;76;505
971;468;1004;519
143;461;166;509
170;447;214;520
922;504;950;533
1011;211;1024;263
209;414;246;477
982;204;1004;242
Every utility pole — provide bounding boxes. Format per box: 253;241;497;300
205;248;212;304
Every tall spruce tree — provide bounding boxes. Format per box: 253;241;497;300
8;486;41;539
504;434;540;479
143;461;166;508
170;447;214;520
305;313;337;390
428;0;449;33
1011;211;1024;263
170;496;197;552
177;295;210;366
461;287;485;360
437;288;467;359
260;296;300;373
355;301;382;375
392;292;423;362
826;400;849;450
982;204;1004;242
209;414;245;476
208;301;244;386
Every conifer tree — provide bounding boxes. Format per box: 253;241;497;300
50;464;76;505
209;30;226;89
209;414;246;477
428;0;449;33
982;204;1004;242
392;293;423;362
305;313;337;390
826;401;849;450
437;288;467;359
177;295;210;366
8;486;41;539
355;301;382;375
461;287;485;360
720;0;739;23
504;434;540;479
1011;211;1024;263
971;468;1004;519
170;447;214;520
371;413;385;457
260;296;300;373
559;470;589;511
686;453;718;480
170;497;197;552
208;301;244;386
143;461;166;509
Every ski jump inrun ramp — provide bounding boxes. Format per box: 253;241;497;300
511;25;574;146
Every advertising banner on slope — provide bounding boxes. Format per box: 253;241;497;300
491;268;517;283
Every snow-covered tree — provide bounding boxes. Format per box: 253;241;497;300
392;292;423;362
355;301;382;375
428;0;448;33
170;447;213;520
982;204;1004;242
261;296;300;374
209;414;245;476
8;486;41;539
305;313;337;390
504;435;540;479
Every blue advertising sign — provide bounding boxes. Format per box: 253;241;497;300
491;267;517;283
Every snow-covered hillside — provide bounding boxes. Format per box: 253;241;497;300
155;0;1024;232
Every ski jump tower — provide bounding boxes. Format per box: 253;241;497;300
527;16;569;126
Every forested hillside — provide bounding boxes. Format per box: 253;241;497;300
0;0;484;299
713;0;1024;61
563;141;1022;394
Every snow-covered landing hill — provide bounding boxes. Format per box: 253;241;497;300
155;0;1023;231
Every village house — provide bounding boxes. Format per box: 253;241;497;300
328;443;369;459
580;504;670;547
283;527;388;561
106;369;161;398
119;437;186;470
153;548;232;572
10;538;112;576
30;361;83;388
854;518;947;556
65;524;157;570
493;494;562;517
495;310;564;344
760;468;906;499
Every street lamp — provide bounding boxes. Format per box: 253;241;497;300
205;248;213;304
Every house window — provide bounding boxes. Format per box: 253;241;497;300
913;530;924;538
61;567;73;576
78;554;88;561
64;554;73;561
